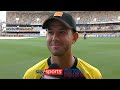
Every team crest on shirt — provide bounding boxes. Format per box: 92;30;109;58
54;12;63;17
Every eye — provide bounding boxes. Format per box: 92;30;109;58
60;30;66;33
47;30;53;34
48;31;52;33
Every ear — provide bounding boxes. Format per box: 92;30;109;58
72;32;79;44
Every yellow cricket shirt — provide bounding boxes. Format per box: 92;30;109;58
23;57;102;79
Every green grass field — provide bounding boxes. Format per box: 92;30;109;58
0;37;120;79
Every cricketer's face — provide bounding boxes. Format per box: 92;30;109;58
46;19;75;56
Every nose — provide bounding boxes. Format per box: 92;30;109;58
52;33;59;41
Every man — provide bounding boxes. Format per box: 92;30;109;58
23;11;103;79
83;31;87;39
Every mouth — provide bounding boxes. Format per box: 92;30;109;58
51;45;60;47
51;42;62;46
51;45;62;49
50;41;63;48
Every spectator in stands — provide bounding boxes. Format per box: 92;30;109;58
23;11;103;79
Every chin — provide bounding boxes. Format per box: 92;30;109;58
52;52;63;56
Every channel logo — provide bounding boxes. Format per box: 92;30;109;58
44;69;63;75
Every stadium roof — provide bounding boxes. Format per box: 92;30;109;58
7;11;54;13
6;11;85;13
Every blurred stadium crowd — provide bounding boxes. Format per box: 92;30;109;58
0;11;120;37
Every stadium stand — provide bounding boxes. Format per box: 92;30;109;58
1;11;120;37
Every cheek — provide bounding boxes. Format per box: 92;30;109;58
63;38;73;46
46;37;52;45
46;34;51;40
67;35;73;43
46;38;50;44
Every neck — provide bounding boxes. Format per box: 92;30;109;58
50;53;75;69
